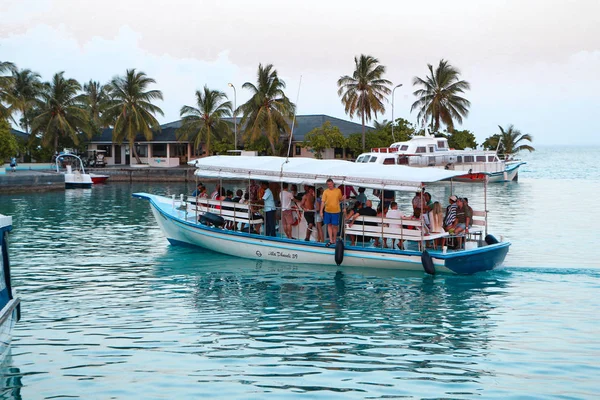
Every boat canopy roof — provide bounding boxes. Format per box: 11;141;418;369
189;156;468;191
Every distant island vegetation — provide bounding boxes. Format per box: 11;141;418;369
0;57;534;163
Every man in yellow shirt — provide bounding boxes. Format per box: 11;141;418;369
320;178;345;246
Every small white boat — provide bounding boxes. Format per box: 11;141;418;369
357;135;525;183
56;152;93;189
0;214;21;361
134;156;510;275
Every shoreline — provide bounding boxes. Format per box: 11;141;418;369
0;166;198;194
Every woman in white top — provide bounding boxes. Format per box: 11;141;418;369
428;201;445;249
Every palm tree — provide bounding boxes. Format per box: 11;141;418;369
83;80;109;136
177;85;232;156
0;61;16;121
491;125;535;160
7;68;42;133
237;63;295;155
30;72;90;153
337;54;391;150
411;59;470;133
104;69;163;164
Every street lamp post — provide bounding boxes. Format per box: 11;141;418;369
228;83;237;150
391;83;403;142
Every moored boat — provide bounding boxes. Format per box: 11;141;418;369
0;214;21;360
135;156;510;275
357;134;525;183
56;152;93;189
89;173;110;184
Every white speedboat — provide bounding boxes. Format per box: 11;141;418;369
356;135;525;183
134;156;510;275
56;152;93;189
0;214;21;361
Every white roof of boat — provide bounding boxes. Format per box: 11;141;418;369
188;156;468;191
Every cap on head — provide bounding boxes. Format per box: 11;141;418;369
449;195;458;202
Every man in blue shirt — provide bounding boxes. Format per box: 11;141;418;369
261;181;276;236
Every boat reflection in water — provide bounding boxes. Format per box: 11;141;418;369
151;247;510;394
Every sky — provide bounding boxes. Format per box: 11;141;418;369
1;0;598;145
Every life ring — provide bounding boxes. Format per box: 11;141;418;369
421;250;436;275
334;239;344;265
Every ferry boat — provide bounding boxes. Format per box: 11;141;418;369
134;156;510;275
356;135;525;182
0;214;21;360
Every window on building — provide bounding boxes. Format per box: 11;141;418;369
135;145;148;158
171;143;187;157
152;144;167;157
383;158;395;165
295;145;302;156
97;145;112;157
334;148;344;159
416;146;426;153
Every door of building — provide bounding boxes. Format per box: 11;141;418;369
114;145;122;164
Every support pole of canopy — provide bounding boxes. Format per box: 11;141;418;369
484;176;489;237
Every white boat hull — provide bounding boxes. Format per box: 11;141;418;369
136;194;510;275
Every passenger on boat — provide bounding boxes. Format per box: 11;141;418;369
340;184;358;198
463;197;474;228
356;187;367;205
347;200;377;246
314;188;324;242
280;183;296;239
210;184;221;200
412;190;424;213
453;198;470;247
232;189;243;203
192;184;206;198
428;201;445;249
300;186;315;241
383;189;395;210
260;181;277;237
385;201;402;249
444;195;459;236
320;178;345;246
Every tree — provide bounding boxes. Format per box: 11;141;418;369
176;85;232;156
0;61;17;121
302;121;347;159
104;69;164;164
7;68;43;133
237;64;295;155
83;80;109;137
30;72;90;153
337;54;391;151
483;125;535;159
446;129;478;150
411;59;470;133
0;118;19;161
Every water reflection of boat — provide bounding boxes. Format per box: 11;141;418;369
136;156;510;275
0;214;21;365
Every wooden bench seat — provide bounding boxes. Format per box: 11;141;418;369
345;215;449;243
190;199;264;225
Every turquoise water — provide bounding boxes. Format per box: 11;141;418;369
1;147;599;398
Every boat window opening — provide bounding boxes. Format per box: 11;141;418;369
428;146;435;153
428;156;436;166
398;156;409;165
400;145;409;151
369;156;378;163
135;144;148;158
464;155;474;163
457;156;463;163
437;141;445;149
356;155;366;163
416;146;426;153
488;155;496;162
476;156;486;162
152;144;167;157
383;158;395;165
97;145;112;157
